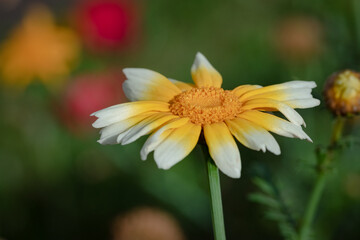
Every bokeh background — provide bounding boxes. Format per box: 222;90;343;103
0;0;360;239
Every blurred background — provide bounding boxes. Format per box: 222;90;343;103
0;0;359;239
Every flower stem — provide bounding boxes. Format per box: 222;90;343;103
201;145;226;240
298;116;345;240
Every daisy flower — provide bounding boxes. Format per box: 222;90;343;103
92;53;320;178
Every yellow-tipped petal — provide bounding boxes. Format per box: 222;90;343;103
120;112;179;145
241;98;305;126
169;79;195;91
141;117;190;160
232;85;262;97
237;81;320;110
123;68;182;102
98;112;155;145
226;118;280;155
239;80;317;101
204;122;241;178
91;101;170;128
239;110;312;142
191;52;222;88
154;122;201;169
285;98;320;109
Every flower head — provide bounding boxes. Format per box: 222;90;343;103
73;0;140;53
324;70;360;116
0;5;79;88
92;53;320;178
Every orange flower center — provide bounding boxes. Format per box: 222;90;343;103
169;87;243;125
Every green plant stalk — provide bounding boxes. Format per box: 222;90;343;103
298;116;345;240
201;145;226;240
353;0;360;49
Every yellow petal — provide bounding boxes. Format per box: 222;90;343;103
232;85;262;97
119;112;179;145
154;122;201;169
191;52;222;88
239;110;312;141
285;99;320;109
237;82;320;110
91;101;170;128
98;112;155;145
169;79;195;91
238;81;317;101
226;118;280;155
204;122;241;178
141;117;190;160
241;98;305;126
123;68;182;102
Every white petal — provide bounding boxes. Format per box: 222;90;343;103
241;98;305;126
204;122;241;178
154;123;201;169
239;110;312;142
140;117;190;160
97;113;153;145
120;113;178;145
123;68;181;102
226;118;281;155
285;98;321;109
91;101;170;128
239;80;317;100
191;52;222;88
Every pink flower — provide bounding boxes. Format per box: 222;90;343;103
59;71;125;134
73;0;141;53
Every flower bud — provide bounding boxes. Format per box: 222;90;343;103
324;70;360;116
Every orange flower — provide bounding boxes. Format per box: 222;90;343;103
0;5;79;88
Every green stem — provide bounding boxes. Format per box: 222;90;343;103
201;145;226;240
353;0;360;50
298;172;327;240
298;116;345;240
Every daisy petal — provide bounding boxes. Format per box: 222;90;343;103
91;101;170;128
120;113;179;145
232;85;262;97
226;118;280;155
169;79;194;91
204;122;241;178
123;68;181;102
284;98;321;109
98;112;154;145
241;98;305;126
191;52;222;88
140;117;190;160
240;88;313;102
154;123;201;169
239;80;317;100
239;110;312;142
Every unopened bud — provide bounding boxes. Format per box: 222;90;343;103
324;70;360;116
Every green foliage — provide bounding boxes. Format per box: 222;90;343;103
249;177;298;240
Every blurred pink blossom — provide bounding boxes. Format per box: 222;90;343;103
59;71;126;134
73;0;141;53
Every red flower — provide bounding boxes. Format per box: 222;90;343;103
73;0;141;53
